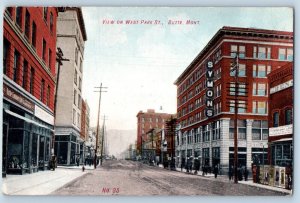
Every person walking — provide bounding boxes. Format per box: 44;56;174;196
229;165;233;181
214;165;219;178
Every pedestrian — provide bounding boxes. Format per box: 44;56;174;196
214;165;218;178
244;168;248;181
229;165;233;181
76;156;80;167
82;165;85;172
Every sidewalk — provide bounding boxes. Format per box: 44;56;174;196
2;167;90;195
158;164;292;195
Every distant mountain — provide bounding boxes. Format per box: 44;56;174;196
106;129;136;157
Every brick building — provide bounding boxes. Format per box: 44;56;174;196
136;109;173;156
268;62;293;167
3;7;58;175
54;7;87;166
174;26;293;175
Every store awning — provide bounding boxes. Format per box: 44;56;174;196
271;137;293;143
5;109;54;132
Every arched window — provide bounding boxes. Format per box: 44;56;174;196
273;112;279;127
285;109;293;125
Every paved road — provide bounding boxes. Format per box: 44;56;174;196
52;160;288;196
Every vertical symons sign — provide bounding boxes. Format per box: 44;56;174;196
205;61;214;117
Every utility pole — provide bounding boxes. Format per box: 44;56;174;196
94;83;107;168
54;48;69;152
100;115;108;166
227;54;248;184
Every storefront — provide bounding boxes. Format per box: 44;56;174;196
3;103;53;175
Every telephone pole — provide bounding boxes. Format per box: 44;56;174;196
54;47;69;152
94;83;107;168
100;115;108;166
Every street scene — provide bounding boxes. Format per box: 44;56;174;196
2;6;294;197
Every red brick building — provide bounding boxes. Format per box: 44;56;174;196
136;109;173;156
3;7;58;175
174;26;293;174
268;62;293;167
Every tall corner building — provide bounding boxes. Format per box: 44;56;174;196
54;7;87;165
3;7;58;175
174;26;293;174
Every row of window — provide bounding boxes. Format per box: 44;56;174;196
3;39;51;107
178;43;293;97
140;117;166;123
6;7;55;70
272;108;293;127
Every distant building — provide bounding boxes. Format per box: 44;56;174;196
174;26;293;174
268;62;293;167
136;109;174;155
54;7;87;165
3;7;58;175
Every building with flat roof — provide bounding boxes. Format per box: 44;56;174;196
174;26;293;174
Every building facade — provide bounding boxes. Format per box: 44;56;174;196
54;7;87;165
136;109;173;156
268;62;293;167
3;7;58;175
174;26;293;174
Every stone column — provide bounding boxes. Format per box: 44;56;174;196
67;138;71;165
209;123;213;167
220;118;230;174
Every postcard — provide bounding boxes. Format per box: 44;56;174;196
1;6;293;196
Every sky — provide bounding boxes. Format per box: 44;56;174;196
81;7;293;133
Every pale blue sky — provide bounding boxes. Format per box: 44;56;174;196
81;7;293;131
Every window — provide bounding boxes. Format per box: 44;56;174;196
25;9;30;39
22;60;28;88
29;67;35;94
253;101;267;114
285;109;293;125
13;50;20;82
3;39;10;75
239;45;245;58
202;124;210;142
253;64;267;78
47;85;50;106
50;12;54;33
252;120;268;140
73;109;76;125
32;21;36;48
78;94;81;109
253;82;267;96
212;121;220;140
77;113;80;127
273;112;279;127
75;48;78;64
43;7;48;22
230;63;245;77
74;69;77;84
79;77;82;91
238;101;246;113
238;120;246;139
79;58;83;72
74;90;77;106
230;45;237;57
238;64;246;76
41;79;45;102
48;49;52;68
258;47;266;59
287;48;293;61
16;7;22;28
278;48;286;60
42;39;46;62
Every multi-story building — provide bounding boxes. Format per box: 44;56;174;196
3;7;58;175
268;62;293;167
174;26;293;174
54;7;87;165
136;109;173;155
